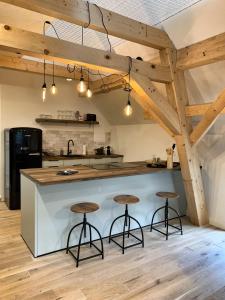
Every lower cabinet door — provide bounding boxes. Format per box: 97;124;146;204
63;159;90;166
43;160;64;168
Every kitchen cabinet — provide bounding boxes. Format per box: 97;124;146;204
42;156;123;168
63;159;90;166
42;160;64;168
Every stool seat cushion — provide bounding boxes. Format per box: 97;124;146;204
71;202;99;214
156;192;179;199
114;195;139;205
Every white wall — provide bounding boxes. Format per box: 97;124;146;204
0;68;111;199
111;124;176;162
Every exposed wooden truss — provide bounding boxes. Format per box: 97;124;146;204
177;32;225;70
91;31;225;94
0;0;173;50
190;88;225;146
185;102;225;117
1;0;224;226
0;24;172;84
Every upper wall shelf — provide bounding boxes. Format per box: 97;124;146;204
35;118;99;125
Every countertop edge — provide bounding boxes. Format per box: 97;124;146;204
21;166;181;186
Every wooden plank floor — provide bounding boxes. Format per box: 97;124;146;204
1;201;225;300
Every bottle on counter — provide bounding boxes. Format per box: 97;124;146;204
166;147;174;169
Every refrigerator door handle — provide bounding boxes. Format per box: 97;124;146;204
28;153;41;156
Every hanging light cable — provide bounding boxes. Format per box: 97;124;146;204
41;21;48;102
86;69;93;98
42;59;47;102
124;57;133;117
42;21;60;100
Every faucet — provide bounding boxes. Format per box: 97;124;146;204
67;139;74;156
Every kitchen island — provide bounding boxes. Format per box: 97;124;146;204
20;163;186;257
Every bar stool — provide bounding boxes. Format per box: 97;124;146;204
150;192;183;240
109;195;144;254
66;202;104;267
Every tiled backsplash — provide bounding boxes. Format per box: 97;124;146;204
43;130;109;155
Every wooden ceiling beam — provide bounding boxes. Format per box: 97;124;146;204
0;24;172;84
185;102;225;117
190;88;225;145
91;57;162;94
177;32;225;70
0;51;84;80
0;0;173;50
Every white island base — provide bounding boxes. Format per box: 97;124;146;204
21;171;186;257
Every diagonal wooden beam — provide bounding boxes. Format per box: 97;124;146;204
0;0;173;50
90;74;126;93
0;24;172;83
177;32;225;70
130;73;181;136
185;102;225;117
190;88;225;145
131;90;174;137
0;51;84;79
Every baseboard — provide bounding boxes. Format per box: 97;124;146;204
209;218;225;231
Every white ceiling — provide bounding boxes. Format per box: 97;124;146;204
47;0;204;51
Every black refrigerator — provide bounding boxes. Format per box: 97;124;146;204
4;127;42;210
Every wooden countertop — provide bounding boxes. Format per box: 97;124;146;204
42;154;123;161
20;163;179;186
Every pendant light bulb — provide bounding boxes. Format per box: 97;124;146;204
124;99;133;117
77;75;87;93
42;83;47;102
50;83;57;95
86;88;93;98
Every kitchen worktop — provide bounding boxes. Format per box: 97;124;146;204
21;162;180;186
42;154;123;161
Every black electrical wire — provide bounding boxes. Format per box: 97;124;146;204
84;1;91;29
43;21;60;87
44;21;60;40
42;15;117;90
93;3;112;53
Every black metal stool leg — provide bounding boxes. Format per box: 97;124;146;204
150;206;166;232
109;214;126;243
127;216;131;238
83;213;87;238
129;215;144;248
168;206;183;235
122;214;127;254
76;224;85;267
165;199;169;240
89;224;92;247
87;222;104;259
66;221;83;254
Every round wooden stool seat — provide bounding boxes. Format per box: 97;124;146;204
156;192;179;199
70;202;99;214
113;195;139;205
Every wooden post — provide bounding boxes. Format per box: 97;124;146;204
160;48;209;226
